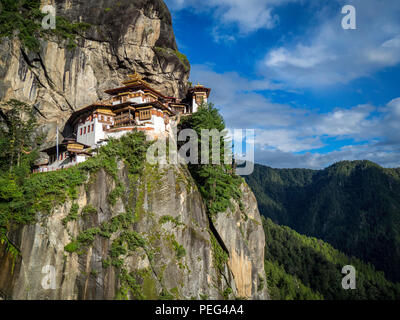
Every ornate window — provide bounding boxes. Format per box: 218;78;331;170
139;110;151;121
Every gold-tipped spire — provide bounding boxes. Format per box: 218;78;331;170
122;69;148;85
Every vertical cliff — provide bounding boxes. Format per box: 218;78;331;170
0;0;269;300
0;0;190;145
0;160;268;300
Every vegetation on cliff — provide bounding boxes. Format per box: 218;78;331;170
0;99;149;260
0;100;43;174
178;103;245;295
246;161;400;283
0;129;147;225
180;103;243;219
263;217;400;300
0;106;161;298
0;99;43;251
0;0;90;52
0;99;261;300
154;46;190;72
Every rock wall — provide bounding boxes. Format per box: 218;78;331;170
0;0;269;301
0;162;268;300
214;183;269;299
0;0;190;145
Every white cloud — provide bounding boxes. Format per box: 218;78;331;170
255;143;400;169
172;0;400;168
266;45;336;69
255;129;324;152
165;0;297;35
262;0;400;87
168;0;400;87
387;98;400;117
310;104;378;138
190;65;400;169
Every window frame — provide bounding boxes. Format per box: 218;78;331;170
139;109;152;121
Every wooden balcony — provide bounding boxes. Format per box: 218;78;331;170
114;114;135;126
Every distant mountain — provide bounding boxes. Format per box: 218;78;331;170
262;217;400;300
245;160;400;282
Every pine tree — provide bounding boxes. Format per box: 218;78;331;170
0;99;42;175
179;102;242;218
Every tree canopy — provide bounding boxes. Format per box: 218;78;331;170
263;217;400;300
179;103;243;218
246;161;400;283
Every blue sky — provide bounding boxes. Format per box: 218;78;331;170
165;0;400;169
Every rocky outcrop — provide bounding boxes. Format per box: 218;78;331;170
0;0;190;145
214;183;268;299
0;0;269;301
0;162;268;300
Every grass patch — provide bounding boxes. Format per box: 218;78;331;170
159;215;183;227
209;231;228;274
154;46;190;72
64;241;80;253
81;204;97;216
172;239;186;260
62;203;79;225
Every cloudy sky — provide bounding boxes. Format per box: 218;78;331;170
165;0;400;169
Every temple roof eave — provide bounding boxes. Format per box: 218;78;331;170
104;81;168;100
66;103;113;127
41;141;91;155
188;86;211;98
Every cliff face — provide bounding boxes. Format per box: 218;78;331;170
0;0;190;145
0;162;268;300
214;184;268;299
0;0;269;300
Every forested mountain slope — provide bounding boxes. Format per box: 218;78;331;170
263;217;400;300
246;161;400;282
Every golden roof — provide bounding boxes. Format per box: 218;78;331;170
75;101;112;112
122;70;150;86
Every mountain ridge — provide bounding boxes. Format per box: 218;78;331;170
245;160;400;282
